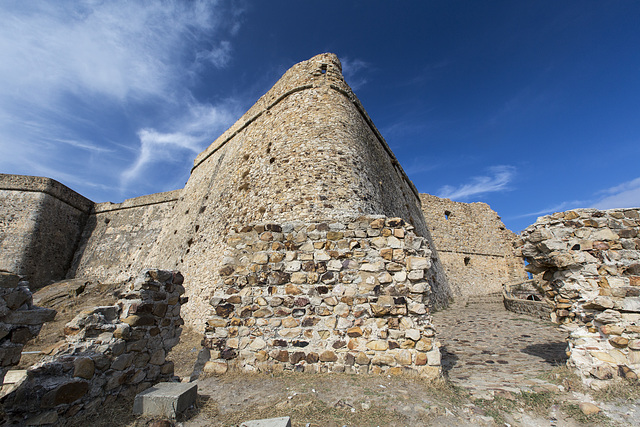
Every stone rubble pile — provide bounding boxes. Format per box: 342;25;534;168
517;208;640;387
203;216;447;378
0;271;56;384
0;269;185;425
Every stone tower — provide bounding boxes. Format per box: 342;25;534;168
143;53;449;328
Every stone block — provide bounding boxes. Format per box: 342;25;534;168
133;382;197;418
240;416;292;427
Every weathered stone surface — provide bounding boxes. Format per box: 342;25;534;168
41;380;89;407
579;402;601;415
203;361;228;375
420;194;528;298
518;208;640;387
133;382;198;418
1;270;184;424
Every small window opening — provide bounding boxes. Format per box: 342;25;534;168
320;64;327;74
464;256;471;266
571;244;580;250
444;210;451;220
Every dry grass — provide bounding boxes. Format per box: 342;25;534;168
592;378;640;403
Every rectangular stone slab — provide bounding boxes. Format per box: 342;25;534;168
240;417;292;427
133;382;197;418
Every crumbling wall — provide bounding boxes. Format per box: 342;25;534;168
420;194;527;297
0;272;56;384
145;53;446;330
0;174;93;289
203;217;447;378
0;270;185;425
69;190;181;283
518;208;640;387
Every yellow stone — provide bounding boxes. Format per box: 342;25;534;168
367;340;389;351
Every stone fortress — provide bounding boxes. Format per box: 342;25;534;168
0;53;638;421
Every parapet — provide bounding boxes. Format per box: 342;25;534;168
0;173;93;213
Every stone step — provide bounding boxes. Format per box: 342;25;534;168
133;382;197;418
241;417;292;427
466;293;504;305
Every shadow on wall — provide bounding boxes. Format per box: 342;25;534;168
65;214;97;280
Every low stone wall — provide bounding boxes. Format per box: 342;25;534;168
0;272;56;384
517;208;640;387
203;217;448;378
503;296;553;321
503;280;553;320
1;270;185;425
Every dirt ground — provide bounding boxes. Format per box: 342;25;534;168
18;278;120;369
11;283;640;426
69;368;637;427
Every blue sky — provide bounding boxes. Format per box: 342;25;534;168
1;1;639;232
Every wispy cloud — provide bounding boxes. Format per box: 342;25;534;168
511;200;588;219
0;1;243;199
402;156;442;176
341;57;369;90
437;165;515;200
508;177;640;221
592;177;640;209
121;102;239;186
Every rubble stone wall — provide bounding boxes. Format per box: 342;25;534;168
518;208;640;387
420;194;528;297
145;53;446;330
1;270;185;425
0;174;92;289
69;190;181;284
0;272;56;384
202;217;448;378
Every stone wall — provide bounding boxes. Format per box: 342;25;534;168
0;174;93;289
0;269;185;425
0;272;55;384
202;217;447;378
69;190;181;284
518;208;640;387
420;194;527;297
145;53;447;330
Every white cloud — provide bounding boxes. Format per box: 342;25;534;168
511;200;588;219
592;177;640;209
0;1;228;102
0;1;243;198
437;165;515;200
340;57;369;90
121;102;238;186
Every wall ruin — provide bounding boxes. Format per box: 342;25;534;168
0;272;55;385
203;217;446;378
1;269;184;425
518;208;640;387
420;194;527;298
